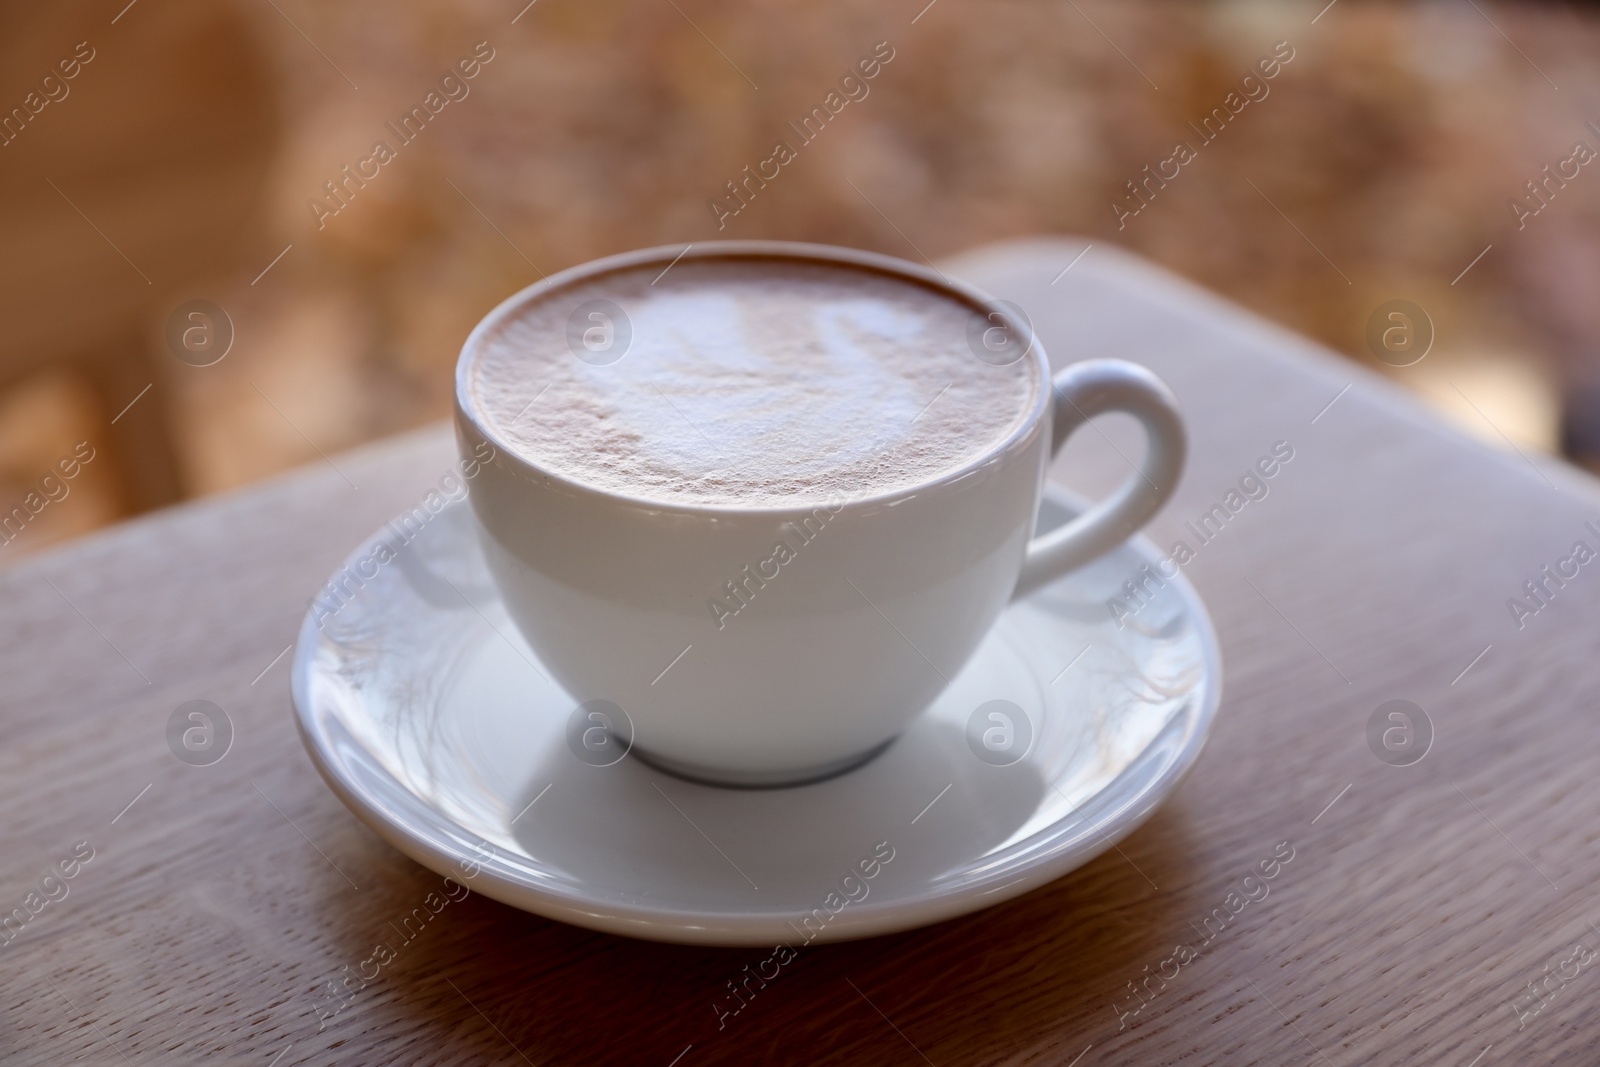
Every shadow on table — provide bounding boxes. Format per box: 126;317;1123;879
301;800;1209;1066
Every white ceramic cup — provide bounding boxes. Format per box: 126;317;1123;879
455;242;1185;786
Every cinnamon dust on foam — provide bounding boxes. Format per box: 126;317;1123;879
469;259;1037;507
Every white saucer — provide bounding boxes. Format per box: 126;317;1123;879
291;489;1221;946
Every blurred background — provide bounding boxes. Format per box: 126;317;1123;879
2;0;1596;556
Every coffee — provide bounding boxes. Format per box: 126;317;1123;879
455;243;1186;783
465;257;1038;506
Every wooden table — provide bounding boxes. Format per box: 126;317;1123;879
5;238;1594;1065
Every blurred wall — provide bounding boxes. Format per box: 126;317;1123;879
1;0;1597;555
0;0;278;550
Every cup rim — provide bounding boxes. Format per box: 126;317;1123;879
454;239;1051;516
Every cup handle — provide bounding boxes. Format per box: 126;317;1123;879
1011;359;1187;600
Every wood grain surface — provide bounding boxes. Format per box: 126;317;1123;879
4;239;1598;1066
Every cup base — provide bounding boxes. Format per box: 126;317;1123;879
630;736;899;790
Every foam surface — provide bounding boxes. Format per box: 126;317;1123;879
467;258;1039;506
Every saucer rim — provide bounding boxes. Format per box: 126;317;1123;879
291;486;1222;946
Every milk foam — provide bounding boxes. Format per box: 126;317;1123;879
467;258;1039;506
